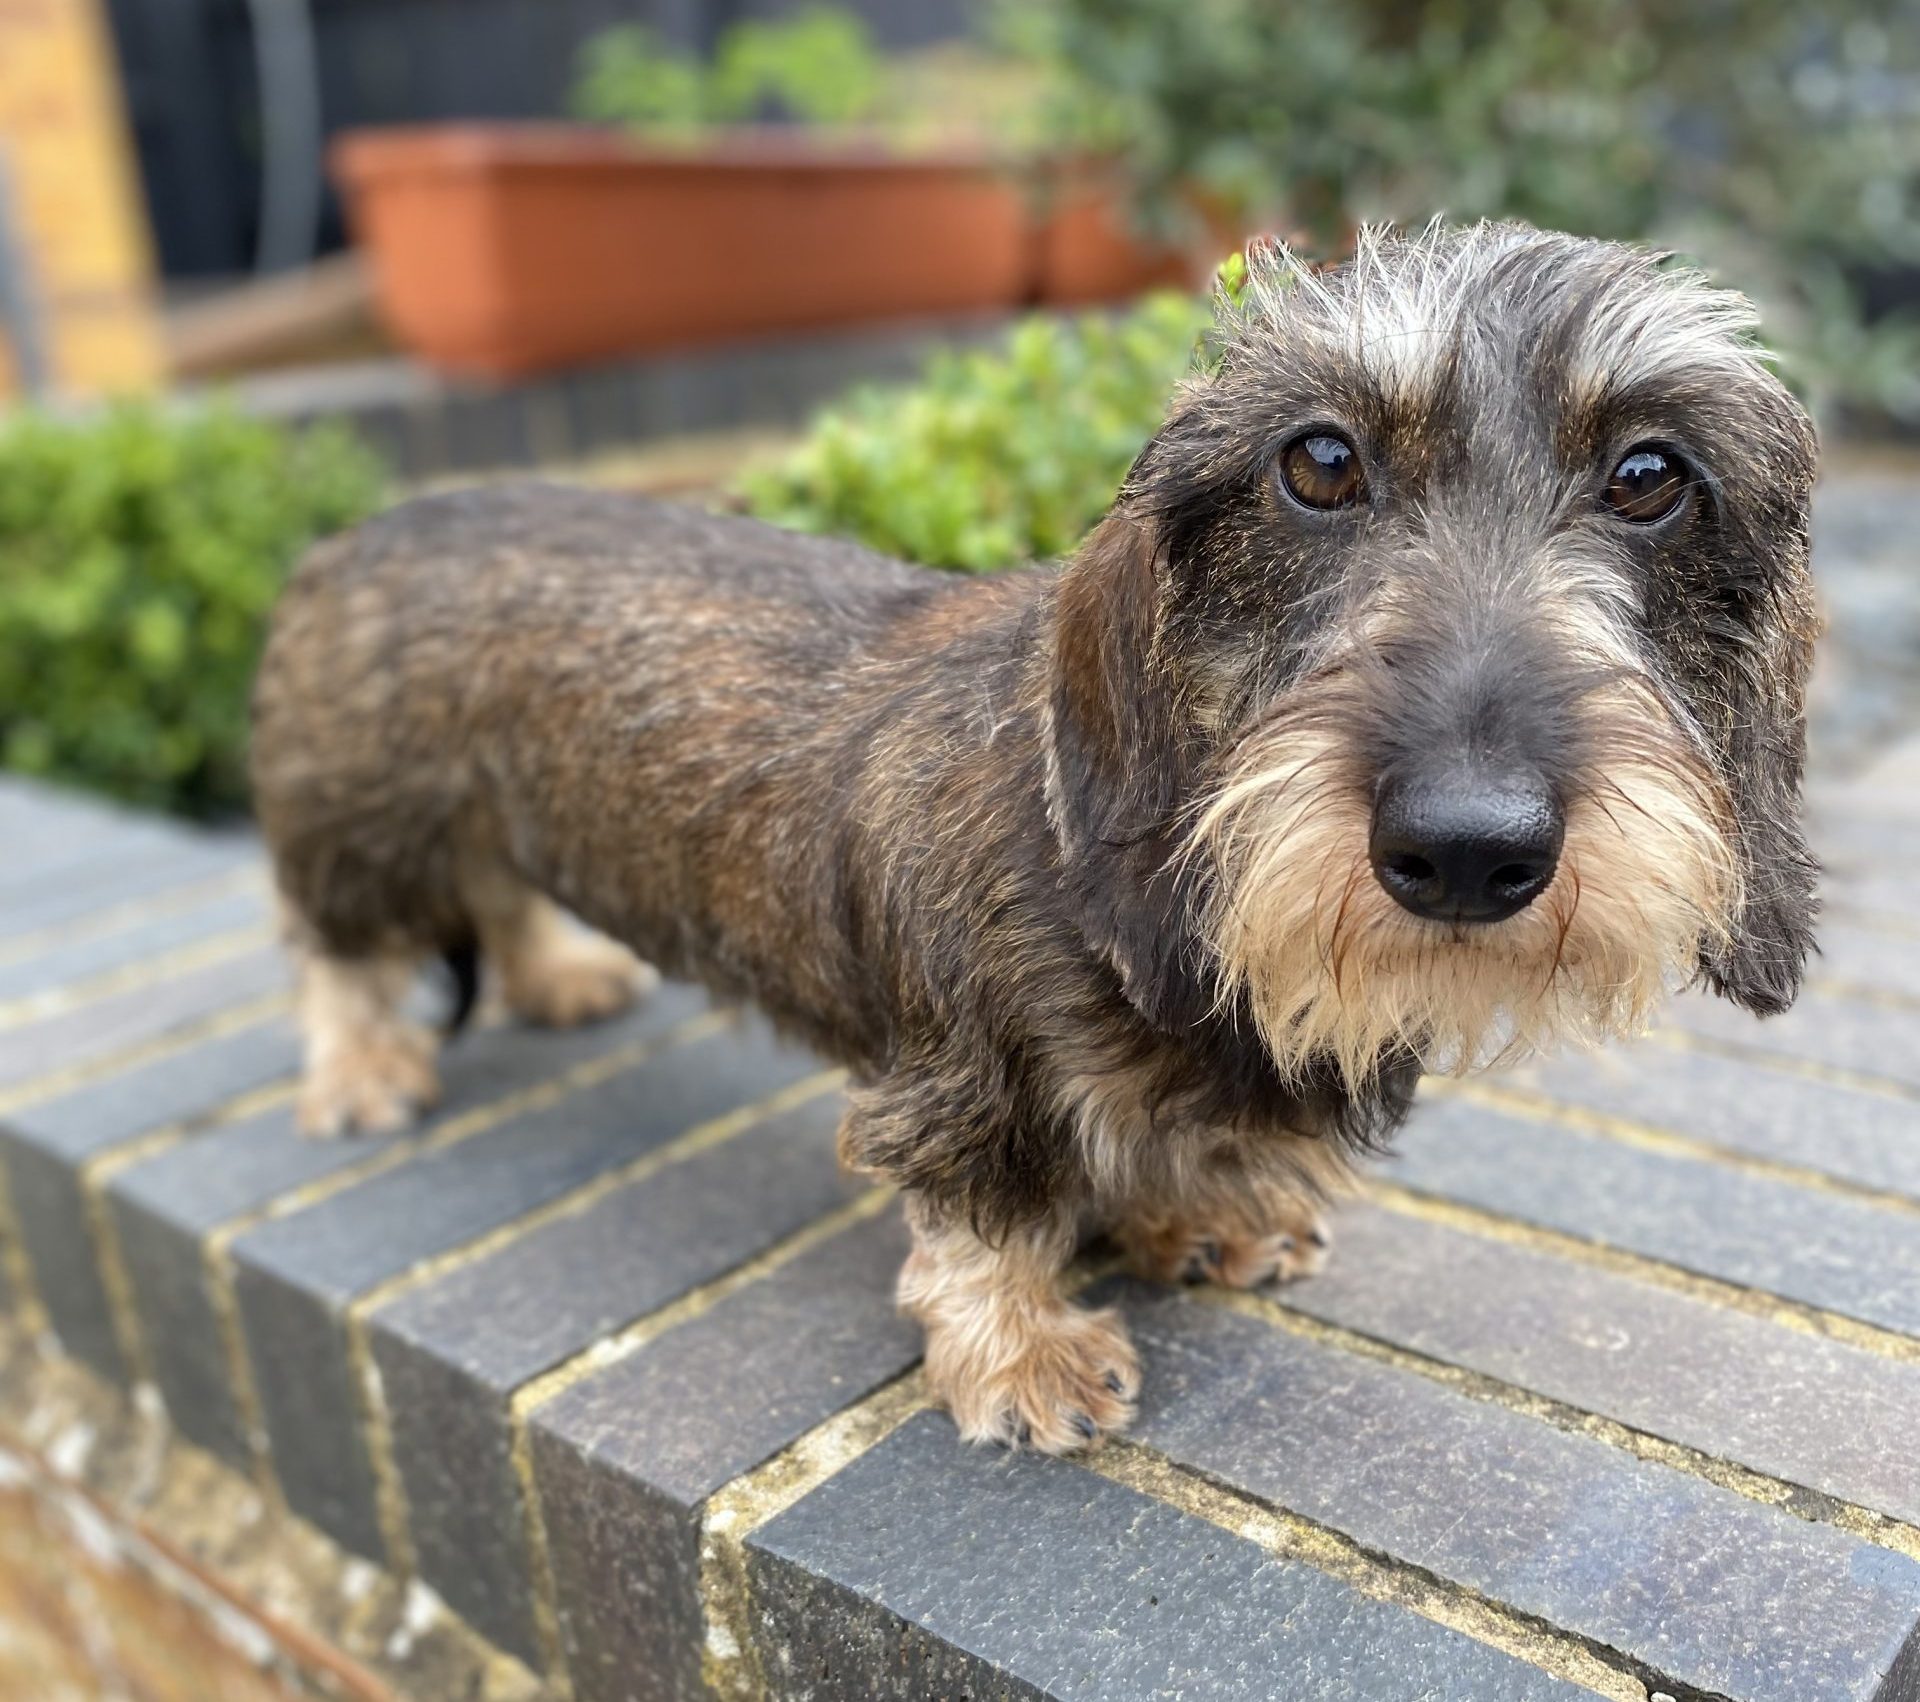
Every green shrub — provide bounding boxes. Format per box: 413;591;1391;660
570;8;1048;152
996;0;1920;424
0;404;384;818
739;292;1208;572
572;7;886;133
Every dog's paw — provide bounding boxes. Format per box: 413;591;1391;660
1123;1198;1332;1290
297;1026;440;1138
929;1302;1140;1455
504;935;657;1029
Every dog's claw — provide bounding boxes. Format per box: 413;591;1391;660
1071;1412;1097;1441
1104;1371;1126;1395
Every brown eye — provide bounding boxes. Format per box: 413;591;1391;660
1604;444;1690;523
1278;432;1366;511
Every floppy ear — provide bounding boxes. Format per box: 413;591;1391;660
1045;505;1214;1034
1699;405;1821;1016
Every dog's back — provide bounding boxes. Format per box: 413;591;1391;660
252;480;1028;1070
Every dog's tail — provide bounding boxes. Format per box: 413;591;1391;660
441;937;481;1037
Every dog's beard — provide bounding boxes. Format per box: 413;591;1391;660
1190;692;1739;1088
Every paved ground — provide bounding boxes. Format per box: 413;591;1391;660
1;483;1918;1701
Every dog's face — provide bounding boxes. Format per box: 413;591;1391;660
1047;223;1819;1087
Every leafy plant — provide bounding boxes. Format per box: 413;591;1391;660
571;8;1049;151
739;292;1208;571
0;405;384;817
996;0;1920;423
572;7;886;134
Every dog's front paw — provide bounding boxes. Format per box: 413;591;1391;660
297;1026;440;1137
503;934;657;1029
926;1301;1140;1455
1122;1194;1332;1290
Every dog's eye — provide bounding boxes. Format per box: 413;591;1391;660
1278;432;1366;511
1604;444;1690;523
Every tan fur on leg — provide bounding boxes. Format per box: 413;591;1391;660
1116;1137;1354;1289
1120;1174;1334;1288
462;864;656;1029
899;1204;1137;1454
295;947;439;1137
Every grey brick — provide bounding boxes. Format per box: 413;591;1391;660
748;1410;1596;1702
1821;872;1920;927
0;945;285;1095
0;833;257;940
115;990;707;1474
1121;1286;1920;1702
1814;809;1920;881
234;1006;816;1558
0;819;190;894
1392;1097;1920;1333
369;1092;858;1665
1286;1205;1920;1525
2;1138;125;1379
0;1016;299;1379
531;1208;919;1702
0;780;208;891
1512;1045;1920;1201
1663;989;1920;1093
0;886;269;1004
2;1016;300;1167
1812;920;1920;1002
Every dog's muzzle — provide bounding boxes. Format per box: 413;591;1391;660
1368;765;1564;925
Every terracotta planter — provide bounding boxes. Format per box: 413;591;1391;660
331;125;1039;380
1033;166;1199;306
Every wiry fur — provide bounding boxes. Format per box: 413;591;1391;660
252;221;1819;1454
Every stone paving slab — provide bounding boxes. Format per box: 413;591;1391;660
1507;1044;1920;1201
1285;1205;1920;1526
1393;1095;1920;1334
1119;1286;1920;1702
104;1008;699;1467
530;1207;920;1702
0;882;269;1006
748;1412;1601;1702
1;727;1918;1702
369;1091;859;1664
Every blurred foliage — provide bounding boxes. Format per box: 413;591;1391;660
572;7;1049;150
995;0;1920;423
0;406;383;816
740;293;1208;570
573;8;887;132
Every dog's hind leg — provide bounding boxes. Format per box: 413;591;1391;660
457;858;656;1030
1114;1138;1351;1290
293;935;441;1138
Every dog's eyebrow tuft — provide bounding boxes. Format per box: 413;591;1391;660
1222;220;1774;417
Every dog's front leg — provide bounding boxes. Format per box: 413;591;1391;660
898;1198;1139;1453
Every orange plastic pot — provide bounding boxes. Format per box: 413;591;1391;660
1033;165;1200;306
331;125;1040;380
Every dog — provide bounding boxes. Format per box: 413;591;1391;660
251;222;1818;1454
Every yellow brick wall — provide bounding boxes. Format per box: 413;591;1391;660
0;0;165;399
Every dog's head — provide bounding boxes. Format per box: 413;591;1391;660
1045;221;1819;1087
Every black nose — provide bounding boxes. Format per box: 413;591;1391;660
1369;769;1564;925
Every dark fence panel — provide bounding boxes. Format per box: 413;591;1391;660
107;0;974;279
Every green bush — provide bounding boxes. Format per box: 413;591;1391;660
996;0;1920;424
0;405;384;818
572;7;886;133
739;292;1208;571
571;8;1049;152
